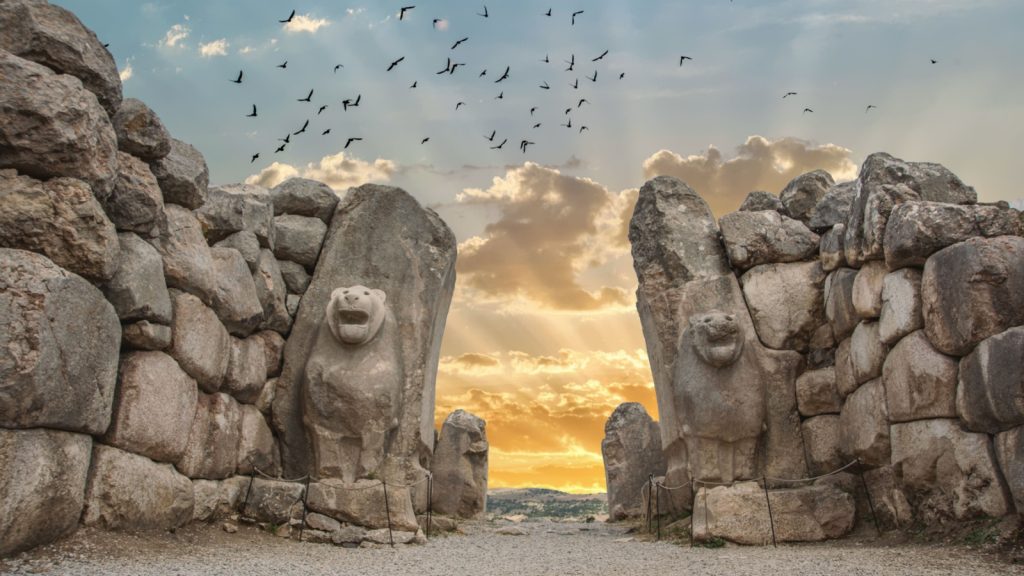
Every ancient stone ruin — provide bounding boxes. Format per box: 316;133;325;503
618;156;1023;544
601;403;666;520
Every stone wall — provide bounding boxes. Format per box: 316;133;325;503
0;0;457;556
628;155;1023;540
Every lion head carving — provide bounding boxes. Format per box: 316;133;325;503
689;311;744;368
326;285;388;346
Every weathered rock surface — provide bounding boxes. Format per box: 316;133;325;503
692;482;855;544
147;205;217;302
209;247;264;337
809;181;858;230
169;291;230;393
104;351;198;464
286;294;300;317
780;170;834;224
819;225;846;271
0;0;122;115
102;152;167;238
238;478;303;524
883;201;1020;270
0;170;120;282
825;268;859;341
110;98;171;160
255;378;277;416
0;248;120;434
306;481;419;531
149;138;209;210
192;478;244;522
739;190;785;213
279;259;311;294
432;410;490;519
251;330;286;378
271;177;339;222
761;349;809;483
237;405;281;476
176;392;242;480
0;51;118;196
994;426;1024;516
863;466;913;529
82;444;194;530
103;233;172;323
719;210;820;271
740;261;826;351
883;331;958;423
121;320;172;351
223;335;267;404
214;231;260;273
921;236;1024;356
801;416;843;476
796;367;841;417
0;428;92;556
839;379;890;467
253;249;291;334
957;326;1024;434
834;338;857;397
850;321;887;386
879;268;923;345
196;184;275;247
890;419;1009;520
852;261;887;320
601;403;666;520
274;184;457;480
272;214;327;269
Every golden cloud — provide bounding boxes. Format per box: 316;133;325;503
245;152;395;191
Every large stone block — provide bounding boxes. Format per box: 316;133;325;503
175;392;242;480
761;349;810;483
740;261;826;351
223;335;267;404
149;138;208;209
957;326;1024;434
82;444;194;530
209;247;264;337
819;224;846;272
779;169;834;225
0;170;119;282
169;291;230;393
796;367;841;417
214;231;260;273
271;177;339;223
852;261;887;320
0;249;120;434
884;201;1020;270
251;330;286;378
0;429;92;556
601;403;666;520
111;98;171;161
719;210;819;271
306;480;419;531
879;268;923;345
104;351;198;464
839;379;890;467
801;416;843;476
272;214;327;269
994;426;1024;516
883;331;957;423
253;249;291;334
121;320;172;351
825;268;859;341
102;152;167;238
809;180;857;230
195;184;275;247
236;405;280;477
239;477;304;525
0;51;117;197
862;466;913;529
922;236;1024;356
850;321;886;385
432;410;490;519
147;205;217;303
192;478;245;522
834;337;857;398
103;232;172;324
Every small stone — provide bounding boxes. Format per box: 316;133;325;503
251;331;286;378
236;405;280;477
834;338;857;398
272;214;328;269
825;268;859;341
738;190;785;213
103;152;167;237
852;261;887;320
111;98;171;161
255;378;277;416
819;224;846;272
121;321;172;351
222;522;238;534
279;259;312;294
286;294;301;317
149;138;209;209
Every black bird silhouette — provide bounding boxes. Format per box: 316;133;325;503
317;105;328;115
478;5;488;17
421;137;430;144
679;55;693;65
571;78;578;89
399;6;415;20
577;98;588;108
294;119;309;134
592;50;608;62
436;58;452;75
803;108;814;114
565;54;575;71
455;101;465;110
544;8;552;16
495;91;503;99
539;81;550;90
322;128;331;135
485;130;496;141
561;118;572;128
334;64;344;73
930;59;937;64
587;70;597;82
783;92;797;98
103;43;110;48
449;62;465;74
452;37;469;50
433;18;441;28
231;70;243;83
246;105;257;117
542;55;549;63
410;80;418;88
564;107;572;115
619;72;625;79
571;10;583;25
250;153;259;163
387;56;405;72
298;89;313;102
491;138;506;150
530;107;538;116
279;9;295;23
275;144;286;153
278;134;291;143
479;69;487;77
277;61;288;69
495;66;510;83
344;137;362;149
520;140;534;153
532;122;541;128
341;94;362;110
352;94;361;107
866;105;877;113
579;125;588;133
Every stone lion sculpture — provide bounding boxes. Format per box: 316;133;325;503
674;310;765;483
302;285;402;482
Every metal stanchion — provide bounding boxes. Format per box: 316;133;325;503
426;473;433;539
242;469;256;517
646;475;654;534
655;481;662;542
859;469;882;534
762;477;777;548
382;480;395;548
689;479;695;548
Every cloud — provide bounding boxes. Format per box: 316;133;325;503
439;353;503;376
159;23;190;48
642;135;857;216
284;14;331;34
198;38;228;57
238;46;254;55
455;163;634;311
434;18;449;30
118;59;133;82
245;152;396;191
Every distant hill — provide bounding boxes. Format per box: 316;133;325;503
487;488;607;520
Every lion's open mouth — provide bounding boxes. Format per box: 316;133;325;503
339;309;370;325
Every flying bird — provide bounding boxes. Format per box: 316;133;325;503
298;89;313;102
277;61;288;69
433;18;442;28
437;58;452;75
520;140;534;153
293;119;309;134
577;98;588;108
344;137;362;149
455;101;465;110
619;72;625;79
495;91;503;99
334;64;344;73
279;9;295;23
561;118;572;128
410;80;417;88
579;125;589;133
592;50;608;62
387;56;405;71
587;70;597;82
250;153;259;163
478;5;488;17
421;137;430;144
571;78;578;89
479;69;487;77
495;66;510;83
930;59;937;64
541;55;549;63
231;70;243;84
679;55;693;66
275;144;286;153
530;107;537;115
449;62;465;74
452;37;469;50
246;105;257;117
278;134;291;143
783;92;797;98
399;6;415;20
539;81;550;89
544;8;552;16
803;108;814;114
317;105;328;115
565;54;575;71
865;104;877;113
485;130;496;141
532;122;542;128
322;128;331;135
571;10;583;25
491;138;507;150
564;107;572;115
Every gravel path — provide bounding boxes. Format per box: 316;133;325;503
2;520;1021;576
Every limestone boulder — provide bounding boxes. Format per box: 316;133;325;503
719;210;820;271
192;479;244;522
883;331;958;423
879;268;923;345
273;184;457;478
957;327;1024;434
692;482;855;544
890;419;1009;520
169;291;230;393
0;429;92;556
271;177;339;222
255;378;277;416
251;330;286;378
850;322;886;385
739;190;785;213
237;405;281;477
82;444;194;530
994;426;1024;516
839;379;890;467
761;349;809;483
253;249;291;334
0;0;122;115
223;335;267;404
809;181;858;230
147;205;217;303
110;98;171;160
176;392;243;480
103;233;172;323
801;416;843;476
196;184;275;247
740;261;826;351
0;51;118;196
884;201;1020;270
279;259;311;294
272;214;328;270
819;225;846;272
104;351;198;464
922;236;1024;356
210;247;264;337
796;368;841;417
0;170;120;282
214;231;260;273
825;268;859;341
834;338;857;398
863;466;914;529
149;138;209;209
852;261;887;320
780;169;834;224
432;410;490;519
102;152;167;238
601;403;666;520
306;481;419;532
239;478;304;525
121;321;172;351
0;249;120;434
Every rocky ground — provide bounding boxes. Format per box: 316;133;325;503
1;520;1021;576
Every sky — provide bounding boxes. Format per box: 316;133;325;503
56;0;1024;493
